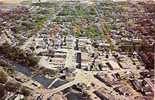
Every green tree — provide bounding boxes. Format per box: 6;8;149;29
0;84;6;99
0;70;8;84
21;86;31;96
5;81;21;92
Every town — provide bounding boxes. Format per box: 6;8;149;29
0;0;154;100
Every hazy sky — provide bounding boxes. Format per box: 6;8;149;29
0;0;154;4
0;0;24;3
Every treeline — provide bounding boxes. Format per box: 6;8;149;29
0;60;15;76
0;69;32;99
75;26;102;38
0;43;39;68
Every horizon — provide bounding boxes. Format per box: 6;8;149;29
0;0;155;4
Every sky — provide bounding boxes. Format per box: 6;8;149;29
0;0;155;4
0;0;25;3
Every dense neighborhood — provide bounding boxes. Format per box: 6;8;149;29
0;0;154;100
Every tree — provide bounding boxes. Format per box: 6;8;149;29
5;81;21;92
63;32;68;36
21;86;31;96
0;84;6;99
0;43;38;68
0;70;8;84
